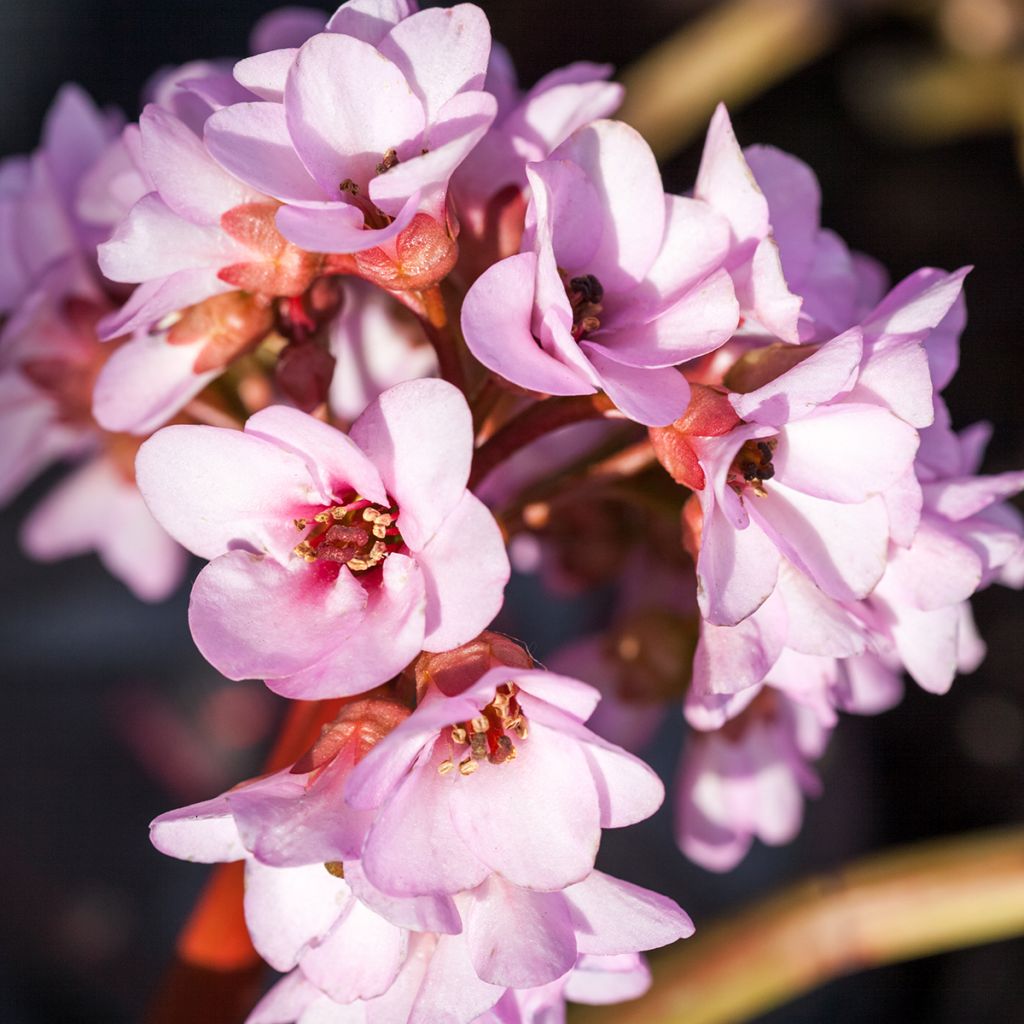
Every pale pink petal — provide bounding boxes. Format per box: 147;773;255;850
775;404;918;503
864;266;970;341
564;871;693;954
360;742;491;896
461;252;596;397
228;755;374;866
244;859;350;971
98;269;233;339
189;551;367;679
736;236;801;342
349;378;472;550
284;33;426;195
695;104;769;253
246;969;320;1024
777;564;866;657
465;876;576;987
582;345;690;427
883;517;982;610
244;404;387;506
410;932;505;1024
344;861;462;934
378;5;490;121
274;192;418;254
92;330;218;435
889;601;960;694
149;793;245;862
136;423;325;560
417;491;509;652
551;119;665;290
750;486;889;603
268;553;427;698
597;267;737;369
524;158;602;271
205;102;325;201
729;327;862;426
326;0;417;44
851;335;934;427
301;898;408;1001
564;953;651;1005
450;720;601;890
233;50;298;103
140;104;260;221
923;472;1024;522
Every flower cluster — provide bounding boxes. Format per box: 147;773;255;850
4;0;1022;1019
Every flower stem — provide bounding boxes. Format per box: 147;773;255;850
469;393;618;490
573;826;1024;1024
418;285;467;393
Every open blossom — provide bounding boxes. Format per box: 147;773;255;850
204;2;496;264
346;663;665;897
462;118;739;426
676;686;830;872
136;380;510;696
655;328;922;626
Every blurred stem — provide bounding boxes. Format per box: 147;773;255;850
469;393;619;490
574;826;1024;1024
419;285;467;393
618;0;842;158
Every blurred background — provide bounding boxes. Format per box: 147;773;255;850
1;0;1023;1020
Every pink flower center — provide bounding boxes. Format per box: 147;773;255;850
728;438;777;497
565;273;604;341
437;684;528;777
292;496;403;573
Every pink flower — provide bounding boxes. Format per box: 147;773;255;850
136;380;510;696
668;328;921;626
676;687;829;871
204;3;497;259
462;119;739;426
345;664;664;897
694;103;886;344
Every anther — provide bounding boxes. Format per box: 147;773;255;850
438;759;455;775
458;758;478;776
324;861;345;878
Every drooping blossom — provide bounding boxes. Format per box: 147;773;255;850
462;118;739;426
675;686;831;872
204;2;497;267
136;380;510;695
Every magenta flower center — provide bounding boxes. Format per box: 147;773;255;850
728;438;777;497
565;273;605;341
293;496;403;572
437;684;529;777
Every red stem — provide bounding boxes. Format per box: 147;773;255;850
418;286;467;393
468;393;617;491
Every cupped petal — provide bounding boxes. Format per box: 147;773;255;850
92;330;218;435
233;50;298;103
205;102;325;201
410;932;505;1024
189;551;367;679
777;563;866;657
774;404;919;503
300;897;408;1002
149;793;245;862
379;5;490;121
882;517;983;611
345;860;463;934
140;104;260;222
750;485;889;603
524;158;602;271
136;423;325;560
461;252;596;397
349;378;473;550
244;859;350;971
551;119;665;290
564;953;651;1005
729;327;862;426
565;871;694;954
464;876;577;987
597;267;737;369
98;269;232;339
583;344;690;426
250;8;325;53
735;236;802;342
360;742;491;897
284;33;426;195
267;552;427;698
326;0;417;44
246;969;321;1024
275;190;418;253
417;491;509;652
449;719;601;890
244;405;387;506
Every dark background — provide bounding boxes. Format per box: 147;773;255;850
2;1;1023;1021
